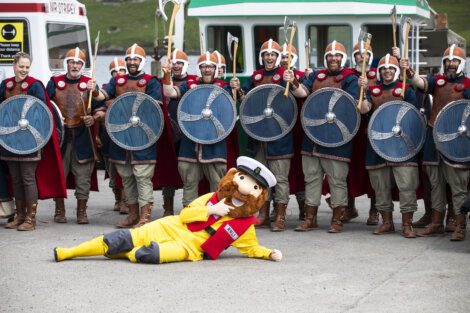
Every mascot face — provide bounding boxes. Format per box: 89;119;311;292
217;168;268;218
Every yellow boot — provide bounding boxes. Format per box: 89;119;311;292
126;242;188;264
54;236;107;262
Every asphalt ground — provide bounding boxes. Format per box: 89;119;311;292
1;170;469;313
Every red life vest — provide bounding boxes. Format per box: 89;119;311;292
186;193;257;260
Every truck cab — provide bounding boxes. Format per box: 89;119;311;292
0;0;92;83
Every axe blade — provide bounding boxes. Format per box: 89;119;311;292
400;16;411;45
283;16;293;43
158;0;170;21
227;32;239;60
390;4;397;22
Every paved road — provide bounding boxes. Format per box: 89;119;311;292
1;171;469;313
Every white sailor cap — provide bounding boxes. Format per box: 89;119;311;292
236;156;277;188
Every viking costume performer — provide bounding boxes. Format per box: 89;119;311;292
163;52;237;208
359;54;419;238
348;42;378;224
98;58;128;214
403;44;470;241
1;52;66;230
285;40;360;233
213;50;227;80
230;39;295;231
160;49;196;217
54;156;283;264
279;43;307;222
46;48;103;224
95;43;177;229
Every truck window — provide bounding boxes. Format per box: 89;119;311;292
207;25;244;73
307;25;352;68
0;19;31;64
46;23;90;70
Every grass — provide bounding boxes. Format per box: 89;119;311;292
82;0;200;54
83;0;469;53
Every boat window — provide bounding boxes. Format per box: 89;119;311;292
307;25;352;68
0;19;31;64
46;23;90;70
207;26;244;74
253;25;297;69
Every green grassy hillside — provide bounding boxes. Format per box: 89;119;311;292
83;0;469;54
82;0;200;54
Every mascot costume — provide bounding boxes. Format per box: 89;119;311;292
54;157;283;264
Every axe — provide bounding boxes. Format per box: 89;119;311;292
227;32;239;101
400;17;411;98
357;32;372;111
200;32;205;55
165;1;183;62
305;39;311;71
84;31;100;161
390;5;397;48
283;17;296;97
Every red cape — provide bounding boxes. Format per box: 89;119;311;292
151;81;183;190
32;77;67;199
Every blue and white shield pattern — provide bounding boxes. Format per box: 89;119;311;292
239;84;297;142
433;99;470;162
105;92;164;151
301;87;359;147
368;100;426;162
0;95;53;154
177;85;236;144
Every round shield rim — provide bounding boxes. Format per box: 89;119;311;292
239;83;298;142
301;87;360;147
177;84;237;144
433;99;470;162
368;100;426;162
0;94;53;155
50;100;65;148
105;92;164;151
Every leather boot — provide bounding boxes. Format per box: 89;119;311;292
450;214;467;241
271;203;287;232
412;205;432;228
341;198;358;223
373;211;395;235
162;196;174;217
366;197;379;225
17;201;37;231
297;199;305;221
417;209;445;237
133;204;153;228
269;202;278;222
119;189;129;214
5;200;26;229
328;206;345;233
116;203;139;228
295;205;318;231
53;198;67;223
445;204;456;233
113;188;122;211
76;199;89;224
255;201;271;228
401;212;416;238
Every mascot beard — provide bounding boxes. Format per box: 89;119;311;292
216;168;268;219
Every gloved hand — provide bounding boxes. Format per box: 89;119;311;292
207;198;234;216
269;249;282;262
